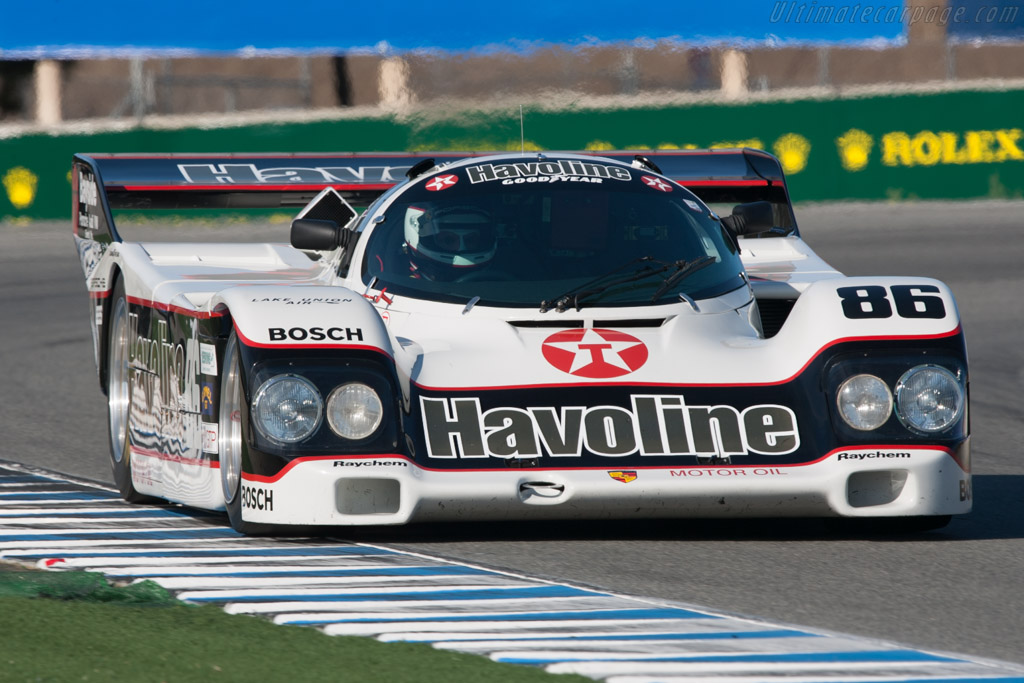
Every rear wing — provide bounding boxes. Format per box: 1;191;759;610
72;149;796;244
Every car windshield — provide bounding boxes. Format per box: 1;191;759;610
359;159;745;308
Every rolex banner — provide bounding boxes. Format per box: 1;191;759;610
3;86;1023;220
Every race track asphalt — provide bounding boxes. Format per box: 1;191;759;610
2;201;1022;664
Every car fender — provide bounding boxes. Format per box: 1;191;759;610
212;285;394;357
774;276;962;350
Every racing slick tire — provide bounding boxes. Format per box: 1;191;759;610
106;278;161;504
219;331;285;535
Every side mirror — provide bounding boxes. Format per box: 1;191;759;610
721;201;776;236
291;218;345;251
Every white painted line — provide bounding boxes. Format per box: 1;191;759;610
0;525;232;536
146;574;515;590
438;635;833;654
5;466;1024;683
224;596;611;615
0;507;172;516
176;582;543;602
273;605;653;625
605;677;1024;683
92;562;437;573
0;516;210;525
487;642;892;661
0;553;386;567
0;536;254;551
545;660;983;677
0;498;121;506
381;622;786;642
324;617;690;637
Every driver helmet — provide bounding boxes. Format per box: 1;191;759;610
404;204;497;280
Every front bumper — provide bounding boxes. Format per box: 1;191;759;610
238;445;971;526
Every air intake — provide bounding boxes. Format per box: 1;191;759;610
509;318;666;329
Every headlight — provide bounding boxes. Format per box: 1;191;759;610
895;365;964;433
837;374;892;431
326;382;384;440
251;375;323;444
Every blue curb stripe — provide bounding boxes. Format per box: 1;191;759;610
0;509;212;519
185;585;599;603
1;546;396;559
498;648;962;665
4;470;1024;681
0;476;60;484
285;607;721;625
124;566;492;578
468;628;816;641
815;679;1024;683
0;528;242;542
0;492;119;500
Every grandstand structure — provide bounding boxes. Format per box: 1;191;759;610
2;0;1023;125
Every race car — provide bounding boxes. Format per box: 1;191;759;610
72;149;970;533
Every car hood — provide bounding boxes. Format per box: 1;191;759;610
382;286;779;389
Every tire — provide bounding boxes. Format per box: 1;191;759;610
219;332;279;535
106;278;161;504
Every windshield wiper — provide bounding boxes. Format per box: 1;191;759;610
649;255;717;303
540;256;676;313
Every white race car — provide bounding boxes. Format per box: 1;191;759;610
73;150;970;533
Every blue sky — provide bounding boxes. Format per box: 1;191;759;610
0;0;914;57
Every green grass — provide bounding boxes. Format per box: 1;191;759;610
0;565;592;683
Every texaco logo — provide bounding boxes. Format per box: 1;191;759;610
541;328;649;379
425;174;458;191
641;175;673;192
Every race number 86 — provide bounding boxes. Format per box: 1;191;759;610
837;285;946;319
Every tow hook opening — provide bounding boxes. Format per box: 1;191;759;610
518;480;566;503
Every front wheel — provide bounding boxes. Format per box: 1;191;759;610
106;279;160;503
219;332;281;535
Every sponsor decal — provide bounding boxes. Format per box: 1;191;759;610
94;304;104;327
960;479;972;502
641;175;673;192
177;163;409;184
835;127;1024;173
882;128;1024;168
609;470;637;483
241;485;273;511
200;343;217;375
249;297;352;305
128;310;207;463
670;467;788;477
541;328;648;379
3;167;38;210
684;199;703;212
333;460;409;468
200;383;216;416
77;169;100;232
268;327;364;342
78;170;98;206
466;161;631;185
425;174;458;191
421;395;799;460
129;313;186;406
836;451;911;461
773;133;812;174
837;284;946;320
202;424;218;454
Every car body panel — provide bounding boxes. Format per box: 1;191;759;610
72;150;971;528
